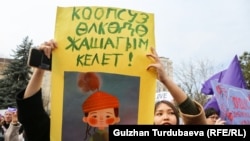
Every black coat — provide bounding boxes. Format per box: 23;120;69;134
16;89;50;141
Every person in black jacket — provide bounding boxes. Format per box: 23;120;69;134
16;39;56;141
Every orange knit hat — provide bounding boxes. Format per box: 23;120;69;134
82;91;119;113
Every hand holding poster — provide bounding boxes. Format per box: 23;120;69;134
211;80;250;125
51;6;155;141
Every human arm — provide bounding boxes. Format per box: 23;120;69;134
146;47;188;104
16;39;57;141
24;39;57;99
146;47;206;124
10;111;19;126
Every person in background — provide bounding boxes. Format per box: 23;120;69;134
205;107;226;125
1;109;12;133
1;108;23;141
147;47;207;125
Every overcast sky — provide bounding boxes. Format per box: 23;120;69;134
1;0;249;69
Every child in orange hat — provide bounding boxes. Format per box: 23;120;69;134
77;72;120;141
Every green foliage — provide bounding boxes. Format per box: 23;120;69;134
239;52;250;89
0;36;33;109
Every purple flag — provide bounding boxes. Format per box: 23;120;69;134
203;96;219;112
203;55;247;110
219;55;247;88
201;70;226;95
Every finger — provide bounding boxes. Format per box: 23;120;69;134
147;64;157;70
39;40;56;58
151;47;157;55
146;64;153;70
50;39;58;49
146;53;156;60
39;44;51;59
47;39;57;50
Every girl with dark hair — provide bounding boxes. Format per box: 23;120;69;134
154;100;180;125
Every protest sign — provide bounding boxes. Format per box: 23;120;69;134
51;6;155;140
211;80;250;125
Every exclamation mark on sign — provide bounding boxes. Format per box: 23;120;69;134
128;52;133;66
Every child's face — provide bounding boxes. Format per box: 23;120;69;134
154;103;177;125
83;108;120;130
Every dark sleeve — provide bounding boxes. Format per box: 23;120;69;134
178;97;199;115
16;88;50;141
